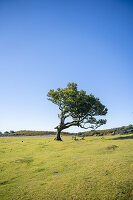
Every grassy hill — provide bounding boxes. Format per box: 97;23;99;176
78;124;133;136
1;125;133;137
1;130;73;136
0;134;133;200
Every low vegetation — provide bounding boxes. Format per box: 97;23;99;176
0;134;133;200
1;125;133;137
0;130;72;136
79;124;133;136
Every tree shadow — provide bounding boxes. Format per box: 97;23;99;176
110;135;133;140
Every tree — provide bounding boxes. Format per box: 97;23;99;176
47;83;108;141
10;130;15;134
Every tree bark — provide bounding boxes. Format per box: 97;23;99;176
55;128;62;141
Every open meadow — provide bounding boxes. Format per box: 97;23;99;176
0;135;133;200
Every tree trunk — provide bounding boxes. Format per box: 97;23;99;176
55;128;62;141
54;113;65;141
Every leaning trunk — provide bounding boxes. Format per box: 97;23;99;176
54;113;65;141
55;128;62;141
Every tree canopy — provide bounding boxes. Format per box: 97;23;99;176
47;82;108;140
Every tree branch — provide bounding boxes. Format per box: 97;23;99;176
79;124;94;129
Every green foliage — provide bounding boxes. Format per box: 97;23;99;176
0;130;73;137
10;130;15;134
1;125;133;137
4;131;9;134
47;83;108;132
79;124;133;136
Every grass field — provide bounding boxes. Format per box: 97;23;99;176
0;135;133;200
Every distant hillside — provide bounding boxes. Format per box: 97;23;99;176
77;124;133;136
1;130;73;136
1;125;133;137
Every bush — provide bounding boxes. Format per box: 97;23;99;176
4;131;9;134
10;130;15;134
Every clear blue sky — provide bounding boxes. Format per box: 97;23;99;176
0;0;133;133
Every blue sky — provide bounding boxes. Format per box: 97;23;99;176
0;0;133;132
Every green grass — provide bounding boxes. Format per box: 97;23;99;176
0;135;133;200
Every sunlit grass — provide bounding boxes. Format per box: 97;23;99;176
0;135;133;200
